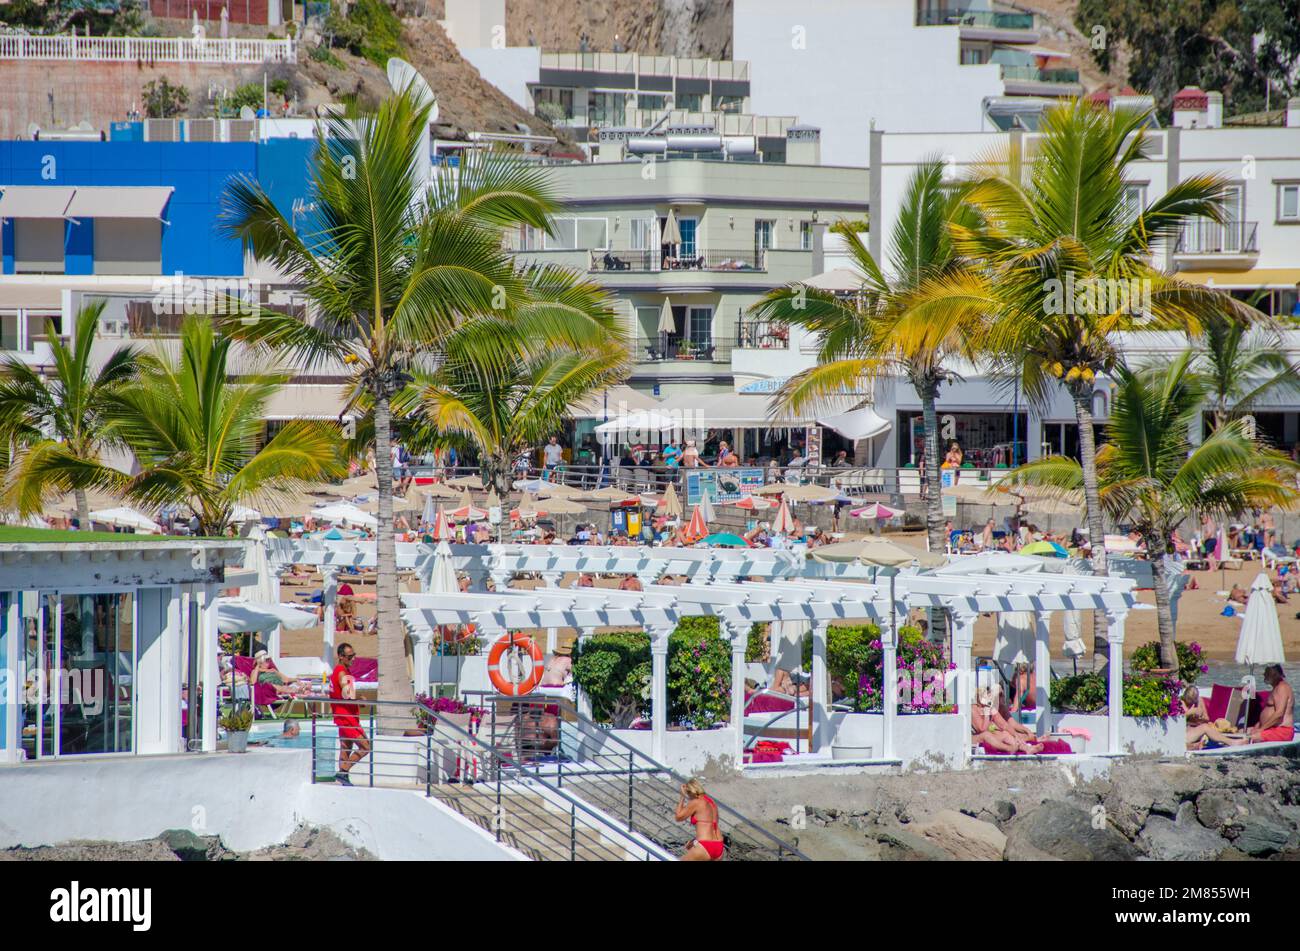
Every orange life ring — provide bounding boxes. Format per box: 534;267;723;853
487;632;545;696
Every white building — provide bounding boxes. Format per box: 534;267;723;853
734;0;1083;167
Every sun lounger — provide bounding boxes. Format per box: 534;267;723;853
742;689;811;749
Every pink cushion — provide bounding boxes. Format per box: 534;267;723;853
1206;684;1232;723
745;691;796;714
351;657;378;682
233;655;255;675
253;683;279;706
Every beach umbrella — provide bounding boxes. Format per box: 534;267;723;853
229;504;262;524
583;485;642;505
657;296;676;335
216;597;318;635
89;506;161;533
421;491;436;528
849;501;902;519
662;209;681;247
1021;540;1068;558
447;475;485;490
449;491;487;521
685;505;708;541
1237;573;1286;668
420;482;463;501
513;478;582;498
699;493;715;523
239;525;280;604
310;502;379;528
810;538;945;569
730;495;772;511
660;483;683;519
704;532;748;548
994;612;1035;666
935;552;1043;575
753;482;838;502
772;499;795;536
431;505;451;541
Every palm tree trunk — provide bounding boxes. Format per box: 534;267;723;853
919;379;946;556
372;393;410;726
1147;533;1177;668
1071;385;1110;670
74;488;90;530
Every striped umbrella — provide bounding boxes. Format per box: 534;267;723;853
772;499;795;535
450;491;487;521
730;495;772;511
431;505;451;541
849;502;902;519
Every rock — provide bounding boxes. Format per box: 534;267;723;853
1139;802;1232;861
916;810;1006;861
1196;789;1247;832
158;829;212;862
993;800;1016;823
1005;801;1139;862
866;824;952;861
1234;812;1292;857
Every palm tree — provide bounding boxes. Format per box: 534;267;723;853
220;89;623;709
1007;353;1299;666
1195;311;1300;433
90;318;345;534
407;334;629;498
0;300;140;527
957;99;1253;664
749;159;991;557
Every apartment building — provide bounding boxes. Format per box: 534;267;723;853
734;0;1084;166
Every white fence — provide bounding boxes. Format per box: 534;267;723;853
0;34;297;64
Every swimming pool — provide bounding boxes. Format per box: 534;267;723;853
250;721;339;778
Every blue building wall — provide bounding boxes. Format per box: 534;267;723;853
0;137;317;277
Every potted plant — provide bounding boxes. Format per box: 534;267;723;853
413;694;480;733
220;707;253;753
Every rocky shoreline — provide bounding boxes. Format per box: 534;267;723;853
710;750;1300;861
1;826;373;862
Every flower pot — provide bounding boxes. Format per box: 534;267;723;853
227;731;249;753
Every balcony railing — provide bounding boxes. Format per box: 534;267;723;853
589;248;766;273
0;33;296;63
1000;64;1080;84
1175;220;1259;255
917;7;1035;29
634;337;734;363
736;319;790;349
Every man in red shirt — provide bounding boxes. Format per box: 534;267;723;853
330;642;370;785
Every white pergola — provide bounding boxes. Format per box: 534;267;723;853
263;538;1141;765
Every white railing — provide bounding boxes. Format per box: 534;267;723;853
0;33;297;64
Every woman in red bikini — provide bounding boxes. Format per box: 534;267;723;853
675;779;725;861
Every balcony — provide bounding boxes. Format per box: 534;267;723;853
635;337;734;363
917;5;1038;42
1000;64;1082;97
589;248;766;274
735;318;790;349
1174;220;1260;270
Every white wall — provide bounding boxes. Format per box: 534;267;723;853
0;750;521;859
734;0;1005;166
461;47;542;113
607;727;739;775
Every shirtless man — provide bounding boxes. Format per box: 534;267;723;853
1231;665;1294;745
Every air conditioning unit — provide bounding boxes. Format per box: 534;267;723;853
186;119;217;142
145;119;178;142
227;119;257;142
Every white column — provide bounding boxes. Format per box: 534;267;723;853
879;600;900;762
320;566;338;667
1034;614;1051;735
1106;610;1128;755
810;619;829;754
541;571;561;654
198;584;220;752
266;569;283;659
723;617;748;769
952;611;977;766
410;629;432;696
650;625;671;762
1;592;18;763
576;628;594;719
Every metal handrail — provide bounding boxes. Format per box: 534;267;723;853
464;692;809;860
307;697;669;861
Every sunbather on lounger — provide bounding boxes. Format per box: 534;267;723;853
771;667;809;699
1181;686;1236;749
974;687;1043;754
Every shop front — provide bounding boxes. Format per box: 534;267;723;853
897;410;1028;469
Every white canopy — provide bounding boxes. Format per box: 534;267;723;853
216;597;318;634
310;502;379;527
89;506;161;533
0;186;75;218
1237;573;1286;667
817;404;891;441
229;503;263;523
64;186;173;220
936;552;1044;575
801;267;866;292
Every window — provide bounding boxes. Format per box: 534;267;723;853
533;86;574;120
675;92;703;112
630;217;657;250
586;91;626;127
676;217;699;257
545;217;608;251
0;313;20;351
1280;183;1300;222
960;44;987;65
715;95;744;114
637;94;667;111
514;224;544;251
1120;183;1147;218
754;219;775;251
94;219;162;276
13;220;64;274
688;306;713;344
800;221;813;250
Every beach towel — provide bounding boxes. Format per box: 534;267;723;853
745;691;797;714
1206;684;1233;723
979;739;1073;755
351;657;378;682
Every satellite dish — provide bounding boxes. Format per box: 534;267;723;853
386;57;439;125
239;105;256;120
